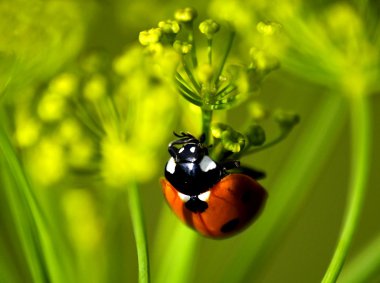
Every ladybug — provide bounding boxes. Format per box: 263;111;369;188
161;132;267;238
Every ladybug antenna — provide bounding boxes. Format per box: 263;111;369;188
173;131;184;138
173;131;197;140
170;132;200;148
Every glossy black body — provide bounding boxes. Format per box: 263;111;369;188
164;133;224;196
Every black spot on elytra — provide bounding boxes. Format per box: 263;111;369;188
220;218;240;233
241;191;252;204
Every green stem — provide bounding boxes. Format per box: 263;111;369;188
175;72;198;96
127;183;150;283
207;38;212;65
0;111;69;283
218;94;345;283
0;139;49;283
244;130;289;155
201;108;213;144
322;95;371;283
182;58;201;93
154;212;199;283
209;139;225;162
215;31;235;85
186;23;198;68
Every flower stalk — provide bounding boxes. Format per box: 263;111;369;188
139;7;299;161
215;31;235;86
201;109;213;144
127;182;150;283
322;94;371;283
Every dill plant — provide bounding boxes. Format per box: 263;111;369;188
0;2;378;283
207;0;378;282
139;8;298;158
261;2;376;282
139;7;299;283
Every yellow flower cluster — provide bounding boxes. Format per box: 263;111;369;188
13;44;177;190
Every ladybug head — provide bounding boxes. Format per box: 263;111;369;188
168;132;208;163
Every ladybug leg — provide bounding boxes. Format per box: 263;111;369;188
221;160;240;170
221;160;266;180
199;133;206;143
232;165;266;180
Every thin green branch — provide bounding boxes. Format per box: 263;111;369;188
218;94;345;283
154;215;199;283
201;109;213;144
182;58;201;93
217;89;239;102
244;130;289;155
127;183;150;283
105;96;122;136
212;95;240;109
175;72;197;95
215;31;235;85
0;157;49;283
176;76;201;101
322;95;371;283
72;99;105;138
207;38;213;65
178;89;203;106
216;84;237;96
176;82;196;97
0;116;67;283
187;23;198;68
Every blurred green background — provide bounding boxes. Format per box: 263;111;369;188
0;0;379;283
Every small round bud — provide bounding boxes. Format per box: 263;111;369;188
212;123;245;152
211;123;230;139
174;7;198;23
173;40;192;54
48;73;78;97
199;19;220;39
256;21;282;36
83;74;107;101
246;124;266;146
249;46;279;71
158;20;181;34
145;42;164;55
221;130;245;153
139;28;162;46
274;110;300;129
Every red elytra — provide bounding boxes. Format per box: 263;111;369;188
161;173;268;239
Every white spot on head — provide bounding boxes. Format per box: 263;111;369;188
178;192;191;202
190;146;196;153
199;156;217;172
198;190;211;202
179;147;185;153
166;157;176;174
